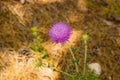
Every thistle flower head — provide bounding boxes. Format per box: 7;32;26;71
49;22;71;43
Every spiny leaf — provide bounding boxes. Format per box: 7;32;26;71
40;51;47;58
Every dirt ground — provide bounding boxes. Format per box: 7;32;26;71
0;0;120;80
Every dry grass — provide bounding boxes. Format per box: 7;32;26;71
0;51;60;80
1;0;120;80
1;0;86;25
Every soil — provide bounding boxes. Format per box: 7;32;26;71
0;0;120;80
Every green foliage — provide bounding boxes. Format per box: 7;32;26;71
30;43;43;52
35;60;42;67
71;48;79;65
55;68;99;80
33;58;42;67
72;59;79;66
32;51;50;67
71;48;77;54
66;69;99;80
30;27;43;52
30;27;50;67
40;51;48;59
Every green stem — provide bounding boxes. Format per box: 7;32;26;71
83;40;87;75
67;42;79;72
54;69;73;78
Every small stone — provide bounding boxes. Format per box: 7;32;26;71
88;63;102;75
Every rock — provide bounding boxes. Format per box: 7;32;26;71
88;63;102;75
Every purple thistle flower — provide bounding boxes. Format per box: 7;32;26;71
49;22;71;43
